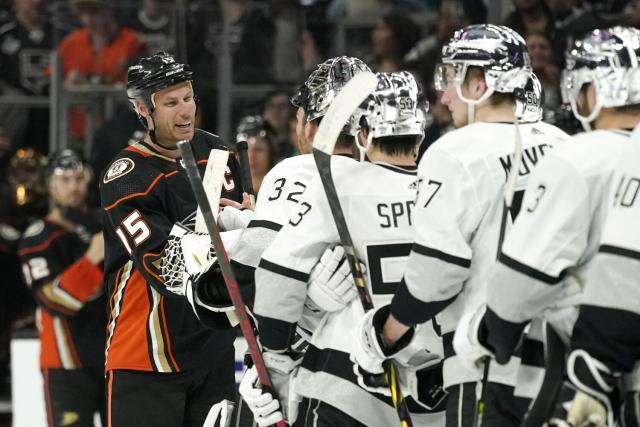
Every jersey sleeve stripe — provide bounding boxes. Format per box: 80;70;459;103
390;280;457;326
599;244;640;261
258;259;309;283
411;243;471;268
18;229;67;256
247;220;283;232
104;173;164;211
498;252;564;285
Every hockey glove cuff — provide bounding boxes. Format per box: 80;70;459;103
202;399;235;427
307;245;361;312
453;305;493;372
353;304;415;376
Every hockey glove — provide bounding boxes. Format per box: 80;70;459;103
202;399;235;427
453;305;493;372
218;205;254;231
307;245;361;312
239;351;303;426
352;305;415;388
397;350;447;410
547;349;619;427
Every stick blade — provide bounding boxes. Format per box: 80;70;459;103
313;71;377;155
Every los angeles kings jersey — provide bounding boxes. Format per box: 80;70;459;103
570;141;640;375
389;121;569;388
100;129;243;373
483;129;634;367
18;220;106;370
254;157;443;427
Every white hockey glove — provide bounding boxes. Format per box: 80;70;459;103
453;305;492;372
202;399;234;427
239;352;303;426
547;349;618;427
397;350;447;410
307;246;361;312
218;206;254;231
351;305;415;394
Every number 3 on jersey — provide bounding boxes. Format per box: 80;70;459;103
116;210;151;254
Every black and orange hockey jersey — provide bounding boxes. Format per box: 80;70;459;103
18;220;106;370
100;130;243;373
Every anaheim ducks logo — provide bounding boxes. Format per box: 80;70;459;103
104;158;135;183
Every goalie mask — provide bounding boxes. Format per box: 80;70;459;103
434;24;531;122
7;148;47;208
514;72;543;123
561;26;640;129
291;56;371;135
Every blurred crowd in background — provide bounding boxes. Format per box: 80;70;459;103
0;0;639;423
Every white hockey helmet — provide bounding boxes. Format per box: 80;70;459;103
355;71;429;140
514;72;543;123
434;24;531;106
291;56;371;135
561;26;640;127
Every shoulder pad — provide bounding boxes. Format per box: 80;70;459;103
19;220;67;253
100;151;167;209
22;220;46;239
0;223;20;242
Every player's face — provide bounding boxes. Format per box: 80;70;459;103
151;82;196;146
440;66;469;128
49;169;89;208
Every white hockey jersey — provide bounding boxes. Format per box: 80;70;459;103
482;129;634;393
389;121;569;389
254;157;443;427
570;141;640;376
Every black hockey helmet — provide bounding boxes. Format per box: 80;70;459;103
126;51;194;113
46;149;91;179
235;115;271;143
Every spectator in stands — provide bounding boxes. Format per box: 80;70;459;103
623;0;640;26
527;32;561;111
370;11;421;72
236;115;275;193
57;0;146;140
120;0;176;55
503;0;555;37
0;0;54;153
60;0;146;85
262;89;293;162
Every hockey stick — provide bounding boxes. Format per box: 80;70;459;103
196;149;229;232
311;71;414;427
178;140;287;427
236;140;256;209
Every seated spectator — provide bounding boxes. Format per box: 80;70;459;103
370;11;421;72
236;115;275;194
527;32;561;111
503;0;555;37
623;0;640;26
120;0;176;55
262;89;293;162
0;0;54;153
57;0;146;140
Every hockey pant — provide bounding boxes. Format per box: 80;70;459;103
42;367;105;427
445;382;529;427
106;346;235;427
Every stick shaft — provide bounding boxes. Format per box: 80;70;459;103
178;141;286;427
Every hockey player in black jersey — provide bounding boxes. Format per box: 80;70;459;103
100;52;246;427
19;149;106;427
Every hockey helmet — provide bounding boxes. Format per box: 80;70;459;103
235;115;269;143
356;71;429;140
291;56;371;132
514;72;543;123
47;149;90;177
434;24;531;105
126;52;194;113
561;26;640;126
